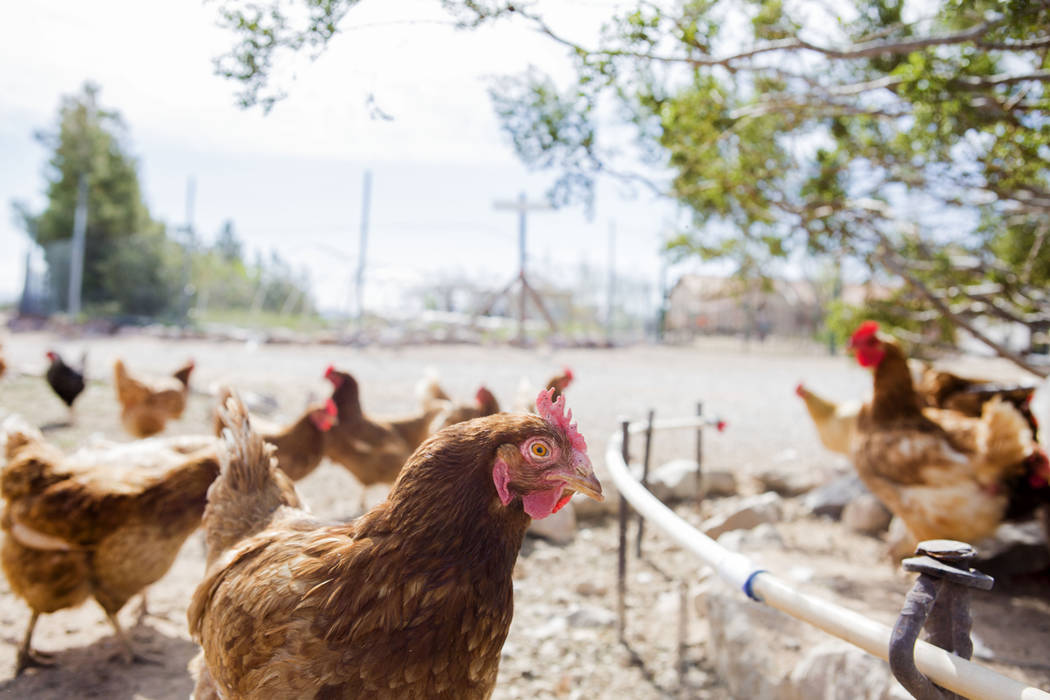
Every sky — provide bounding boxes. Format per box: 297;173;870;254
0;0;687;315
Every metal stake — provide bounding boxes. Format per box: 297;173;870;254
617;419;631;643
636;409;655;558
677;580;689;692
695;402;704;506
888;540;993;700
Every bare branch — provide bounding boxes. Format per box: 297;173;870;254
875;236;1048;377
511;7;1001;69
1022;223;1050;284
979;36;1050;51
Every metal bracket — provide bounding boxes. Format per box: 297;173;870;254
889;540;994;700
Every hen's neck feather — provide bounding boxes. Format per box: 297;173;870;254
352;416;541;560
871;342;926;424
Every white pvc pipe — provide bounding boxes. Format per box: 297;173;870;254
606;425;1050;700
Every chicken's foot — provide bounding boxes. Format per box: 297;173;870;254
15;612;56;675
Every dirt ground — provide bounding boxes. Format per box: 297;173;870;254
0;329;1047;699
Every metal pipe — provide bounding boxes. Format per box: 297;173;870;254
636;409;655;558
605;425;1050;700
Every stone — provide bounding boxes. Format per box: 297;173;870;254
703;492;783;539
804;473;870;520
566;604;616;629
717;523;784;553
975;521;1050;578
842;494;893;535
753;466;824;497
636;459;737;502
527;501;577;544
703;580;797;700
787;642;911;700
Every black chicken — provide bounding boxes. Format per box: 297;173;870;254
45;350;86;422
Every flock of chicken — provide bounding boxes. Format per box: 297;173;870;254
2;320;1049;697
3;348;593;698
797;321;1050;559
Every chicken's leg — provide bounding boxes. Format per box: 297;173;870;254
135;591;150;624
16;611;55;675
103;608;157;665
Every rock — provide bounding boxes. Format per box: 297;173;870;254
574;581;607;597
753;467;824;497
701;468;738;497
717;523;784;552
572;486;619;518
566;604;616;629
787;642;911;700
528;616;569;639
703;492;783;539
804;473;870;520
703;580;797;700
637;459;737;502
842;494;893;535
975;521;1050;578
527;501;577;544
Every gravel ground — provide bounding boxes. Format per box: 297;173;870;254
0;329;1047;699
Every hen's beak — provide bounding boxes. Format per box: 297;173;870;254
546;452;604;502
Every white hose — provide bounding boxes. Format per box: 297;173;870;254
606;421;1050;700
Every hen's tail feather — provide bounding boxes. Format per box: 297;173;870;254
416;368;450;409
217;392;275;494
211;386;235;437
977;397;1035;484
203;391;301;565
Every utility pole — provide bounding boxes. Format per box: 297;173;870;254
180;176;196;323
356;170;372;323
67;175;88;315
605;220;616;345
483;192;555;345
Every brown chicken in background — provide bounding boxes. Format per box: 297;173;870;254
114;358;195;438
422;375;501;431
917;365;1037;432
795;383;861;456
322;366;448;497
211;386;338;481
514;366;575;413
846;321;1049;558
189;389;602;699
1;416;220;673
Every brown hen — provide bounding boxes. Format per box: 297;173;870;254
1;417;219;673
212;386;338;481
114;357;195;438
189;389;602;699
322;367;448;493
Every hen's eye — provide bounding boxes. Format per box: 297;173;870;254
530;442;550;458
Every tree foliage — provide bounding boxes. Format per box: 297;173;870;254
15;83;181;317
210;0;1050;372
15;84;317;322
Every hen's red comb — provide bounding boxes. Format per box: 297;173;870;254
850;321;880;346
795;383;806;398
562;366;574;383
537;388;587;453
